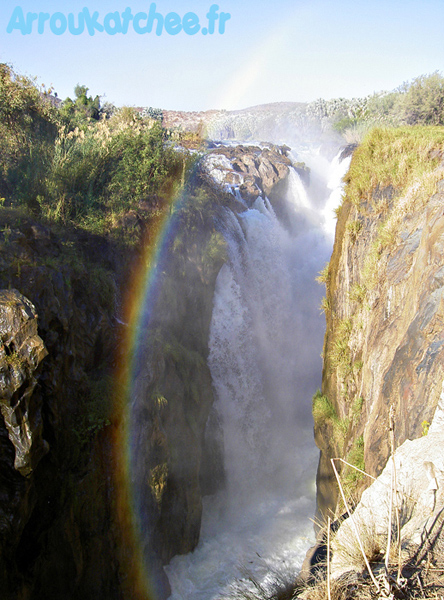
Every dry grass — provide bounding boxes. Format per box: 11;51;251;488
226;534;444;600
331;522;383;575
343;126;444;210
316;263;330;286
298;571;373;600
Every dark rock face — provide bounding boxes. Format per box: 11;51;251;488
0;215;123;599
0;176;230;599
128;184;228;593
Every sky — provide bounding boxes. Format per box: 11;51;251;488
0;0;443;112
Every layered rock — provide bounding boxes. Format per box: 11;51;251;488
0;290;48;476
315;130;444;520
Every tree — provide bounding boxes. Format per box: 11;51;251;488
60;84;102;128
397;72;444;125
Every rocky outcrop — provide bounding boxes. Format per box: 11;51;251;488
315;130;444;520
203;143;296;204
326;386;444;595
299;387;444;599
331;421;444;578
0;290;48;476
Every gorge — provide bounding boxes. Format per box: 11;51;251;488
0;86;444;600
112;121;444;599
128;137;352;599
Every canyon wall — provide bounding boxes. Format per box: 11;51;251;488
315;127;444;520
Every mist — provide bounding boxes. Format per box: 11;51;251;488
165;128;351;598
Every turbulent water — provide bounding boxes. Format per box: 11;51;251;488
165;146;351;599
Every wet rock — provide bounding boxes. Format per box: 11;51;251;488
202;143;293;204
339;143;358;161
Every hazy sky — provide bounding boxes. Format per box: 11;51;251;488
1;0;443;111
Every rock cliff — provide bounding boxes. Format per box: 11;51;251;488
315;127;444;520
0;135;295;599
0;214;124;599
126;181;227;597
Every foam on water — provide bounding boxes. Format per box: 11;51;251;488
165;146;349;599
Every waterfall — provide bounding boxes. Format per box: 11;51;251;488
164;148;350;599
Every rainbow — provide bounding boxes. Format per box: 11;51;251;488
113;182;189;600
111;9;304;595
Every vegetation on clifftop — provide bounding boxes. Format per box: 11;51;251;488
309;71;444;142
343;126;444;210
0;63;199;241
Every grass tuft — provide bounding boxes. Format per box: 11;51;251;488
316;262;330;286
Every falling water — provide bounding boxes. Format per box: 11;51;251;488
165;147;351;599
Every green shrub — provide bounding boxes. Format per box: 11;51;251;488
59;84;101;130
45;129;108;221
312;390;350;452
330;338;352;377
319;296;331;313
105;122;178;208
344;435;365;486
0;63;58;210
348;283;367;304
312;390;337;422
352;396;364;424
346;219;362;243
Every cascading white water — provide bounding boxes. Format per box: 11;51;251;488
165;148;351;599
